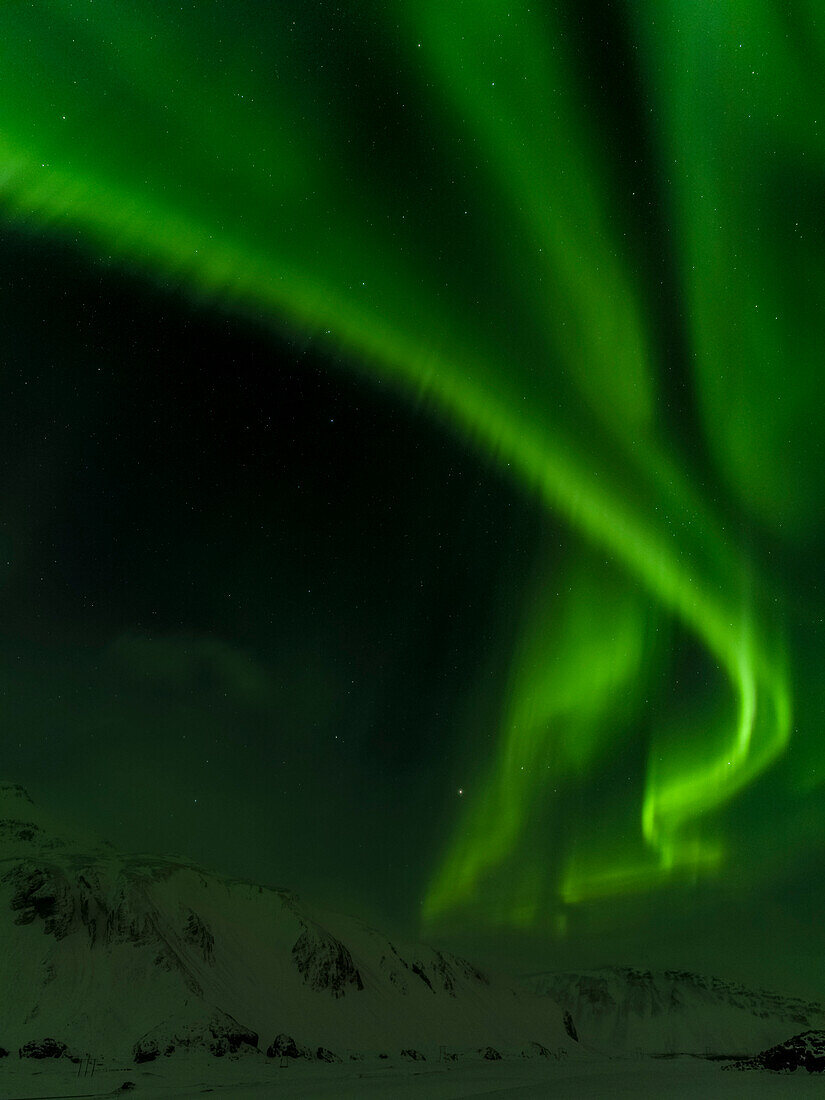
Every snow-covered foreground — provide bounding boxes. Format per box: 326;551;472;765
1;1054;823;1099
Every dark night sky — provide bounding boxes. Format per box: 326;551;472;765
2;0;825;1000
1;224;540;933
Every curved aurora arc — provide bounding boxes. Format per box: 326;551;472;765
2;0;815;931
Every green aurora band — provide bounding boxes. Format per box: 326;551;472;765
2;0;820;932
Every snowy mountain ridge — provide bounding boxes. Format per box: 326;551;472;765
523;965;825;1056
0;783;571;1064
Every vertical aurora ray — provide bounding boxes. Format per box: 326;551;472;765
633;0;825;534
0;1;807;932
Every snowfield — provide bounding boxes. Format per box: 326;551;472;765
2;1053;825;1099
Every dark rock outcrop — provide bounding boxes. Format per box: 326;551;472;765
266;1033;306;1059
410;962;433;991
133;1012;257;1062
315;1046;341;1062
5;865;75;939
0;784;33;805
522;1041;552;1058
133;1038;168;1063
183;909;215;965
206;1016;258;1057
456;957;490;985
0;819;43;843
291;926;363;996
725;1030;825;1073
19;1037;69;1059
373;938;476;998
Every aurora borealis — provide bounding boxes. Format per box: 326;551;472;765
2;2;824;994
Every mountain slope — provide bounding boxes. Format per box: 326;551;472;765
0;784;570;1063
522;966;825;1056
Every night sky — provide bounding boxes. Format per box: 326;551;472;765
2;1;825;998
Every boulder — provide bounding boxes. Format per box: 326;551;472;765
266;1033;306;1059
315;1046;341;1062
19;1037;69;1059
401;1048;425;1061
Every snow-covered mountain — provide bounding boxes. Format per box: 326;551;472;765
0;783;571;1065
522;966;825;1057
